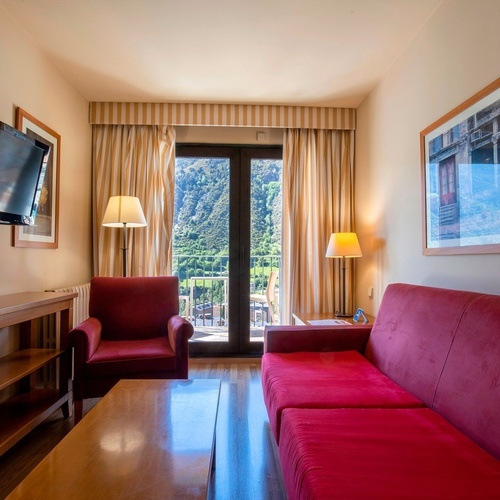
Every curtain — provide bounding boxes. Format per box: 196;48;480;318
281;128;355;324
92;125;176;277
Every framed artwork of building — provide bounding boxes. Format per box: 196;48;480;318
421;78;500;255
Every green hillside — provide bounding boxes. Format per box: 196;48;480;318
173;157;282;257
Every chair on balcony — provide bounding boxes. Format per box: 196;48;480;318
250;271;279;325
69;276;194;423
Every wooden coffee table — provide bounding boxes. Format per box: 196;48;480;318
7;379;221;499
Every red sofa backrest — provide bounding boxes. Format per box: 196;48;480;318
89;276;180;341
365;283;476;407
433;293;500;459
365;283;500;459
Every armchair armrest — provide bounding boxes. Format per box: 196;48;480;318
167;315;194;354
69;317;102;403
167;315;194;379
264;325;372;354
69;317;102;361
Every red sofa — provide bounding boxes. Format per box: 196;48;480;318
262;283;500;499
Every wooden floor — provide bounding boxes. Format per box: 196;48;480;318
0;358;286;500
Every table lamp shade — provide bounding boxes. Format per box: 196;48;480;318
325;232;362;317
325;232;362;258
102;196;147;228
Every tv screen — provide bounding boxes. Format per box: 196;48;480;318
0;121;50;225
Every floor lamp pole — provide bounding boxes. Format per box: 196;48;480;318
102;196;147;278
121;223;128;277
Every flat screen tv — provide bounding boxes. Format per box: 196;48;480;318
0;121;50;225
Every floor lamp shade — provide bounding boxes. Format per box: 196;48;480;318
102;196;147;228
102;196;147;276
325;232;362;317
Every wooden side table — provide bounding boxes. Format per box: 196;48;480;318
292;311;375;326
0;291;76;457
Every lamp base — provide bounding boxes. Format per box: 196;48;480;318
335;311;352;318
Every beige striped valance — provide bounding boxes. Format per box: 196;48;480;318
89;102;356;130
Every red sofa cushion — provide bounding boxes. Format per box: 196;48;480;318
262;351;423;443
365;283;478;407
85;337;176;377
279;408;500;500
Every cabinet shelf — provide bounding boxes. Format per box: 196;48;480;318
0;389;71;456
0;349;63;391
0;291;76;457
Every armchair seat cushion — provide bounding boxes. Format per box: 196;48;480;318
86;337;177;377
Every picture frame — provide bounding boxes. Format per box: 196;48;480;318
12;108;60;249
421;78;500;255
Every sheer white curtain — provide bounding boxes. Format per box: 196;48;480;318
92;125;176;277
281;128;355;324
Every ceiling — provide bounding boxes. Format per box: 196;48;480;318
1;0;443;107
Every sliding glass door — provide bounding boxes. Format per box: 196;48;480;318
174;145;282;355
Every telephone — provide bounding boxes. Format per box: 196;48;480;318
353;308;368;324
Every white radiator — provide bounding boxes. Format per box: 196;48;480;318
40;283;91;386
53;282;91;327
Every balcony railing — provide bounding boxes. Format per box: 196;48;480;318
172;254;280;329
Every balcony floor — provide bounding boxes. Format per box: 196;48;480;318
191;325;266;342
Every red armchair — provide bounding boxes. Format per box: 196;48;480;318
69;276;194;423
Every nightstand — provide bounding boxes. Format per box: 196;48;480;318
292;311;375;326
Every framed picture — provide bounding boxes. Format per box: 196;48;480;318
421;78;500;255
12;108;60;249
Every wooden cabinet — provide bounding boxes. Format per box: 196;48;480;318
0;291;76;456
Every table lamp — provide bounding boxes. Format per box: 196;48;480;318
325;232;362;317
102;196;147;277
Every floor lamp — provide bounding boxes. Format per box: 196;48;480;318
325;232;362;317
102;196;147;277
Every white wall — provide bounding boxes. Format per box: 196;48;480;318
0;7;92;297
355;0;500;315
176;126;283;145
